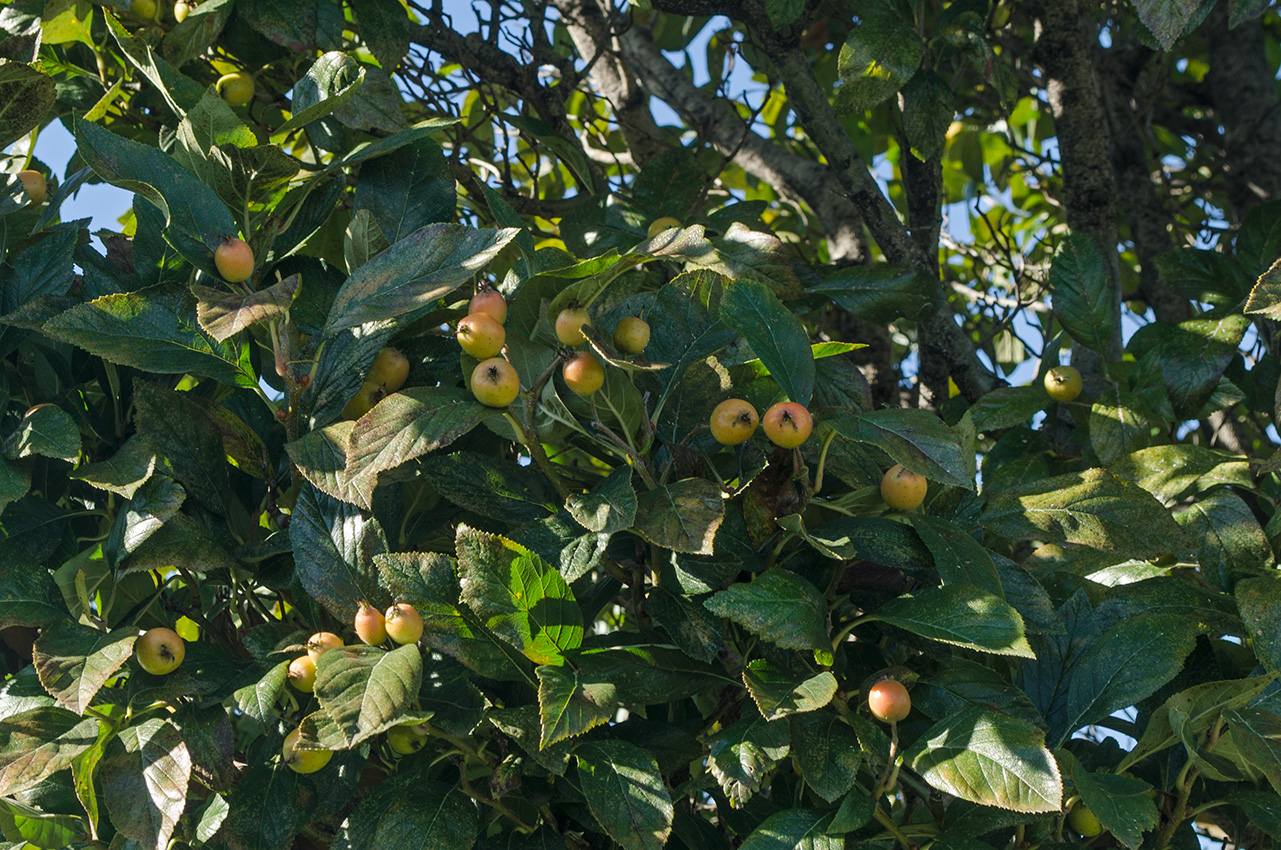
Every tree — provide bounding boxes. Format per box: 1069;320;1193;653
1;0;1280;848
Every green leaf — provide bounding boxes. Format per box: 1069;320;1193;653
1070;761;1159;850
456;526;583;666
342;387;499;509
1107;444;1251;501
42;291;253;387
232;661;289;729
1133;313;1249;416
1175;490;1272;590
707;711;790;805
324;225;518;336
743;661;837;721
705;570;829;655
906;705;1061;813
106;475;185;564
0;61;55;149
1132;0;1203;50
0;706;98;796
764;0;806;28
830;409;971;488
647;586;723;664
1089;390;1160;465
290;484;387;622
789;711;862;803
720;280;814;405
1122;677;1272;770
0;226;77;313
1050;234;1114;356
349;0;410;72
872;584;1033;657
1224;708;1281;794
31;625;135;715
835;12;923;114
333;769;477;850
132;382;229;515
161;0;236;67
902;70;953;161
312;644;423;747
739;809;840;850
1060;614;1197;746
489;705;573;775
419;450;559;523
809;264;933;323
352;135;453;244
192;274;298;343
73;118;237;271
100;719;191;850
572;645;725;704
632;478;724;555
566;467;637;534
982;467;1187;559
2;404;79;463
911;658;1043;726
577;740;674;850
963;386;1048;433
536;664;616;748
275;51;367;137
0;556;68;627
910;515;1002;598
1235;572;1281;676
686;224;802;297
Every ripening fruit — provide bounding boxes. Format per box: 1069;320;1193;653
282;728;331;774
646;216;681;238
867;679;911;723
173;1;192;22
342;381;385;420
384;603;423;645
563;352;605;397
709;399;758;446
555;306;590;346
306;632;343;663
1044;365;1083;402
130;0;158;19
135;627;185;675
1068;804;1104;838
16;170;46;206
762;402;813;448
470;358;520;408
354;601;387;646
880;464;928;511
386;724;426;756
613;316;650;354
470;286;508;325
216;72;255;107
456;313;506;359
366;347;409;392
288;655;317;693
213;237;254;283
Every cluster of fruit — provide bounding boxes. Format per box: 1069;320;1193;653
708;398;814;449
457;286;520;408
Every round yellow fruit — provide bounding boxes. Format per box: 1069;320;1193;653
867;679;911;723
135;627;185;676
288;655;317;693
709;399;758;446
216;72;255;107
173;0;192;22
213;237;254;283
1068;804;1104;838
16;170;46;206
880;464;928;511
384;603;423;645
470;287;508;325
354;600;387;646
456;313;506;359
282;728;331;774
762;402;812;448
555;307;590;347
613;316;650;354
130;0;158;19
306;631;343;663
563;352;605;397
646;216;681;238
1044;365;1083;402
471;358;520;408
386;724;425;755
366;347;409;392
342;381;385;420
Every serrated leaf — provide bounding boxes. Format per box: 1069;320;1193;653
789;712;862;803
910;515;1002;598
69;436;157;499
740;809;840;850
456;525;583;665
1051;233;1114;355
1123;678;1274;771
0;61;55;149
352;136;453;243
835;13;923;114
707;711;790;805
192;274;298;342
566;467;637;534
100;719;191;850
323;224;518;336
1132;0;1202;50
720;280;813;405
1224;708;1281;794
1236;572;1281;677
873;584;1033;657
1070;761;1159;850
536;664;616;748
577;740;674;850
0;706;98;797
906;706;1061;813
632;478;724;555
809;264;934;323
830;410;971;488
32;625;135;715
705;570;829;654
232;661;289;729
312;644;423;747
743;661;837;721
3;404;79;463
332;769;476;850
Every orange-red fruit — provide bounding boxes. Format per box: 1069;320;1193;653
880;464;928;511
384;603;424;645
16;170;46;206
456;312;506;359
563;352;605;397
709;399;758;446
555;307;590;346
306;631;343;663
470;287;508;325
471;358;520;408
762;402;812;448
868;679;911;723
214;237;254;283
354;601;387;646
288;655;317;692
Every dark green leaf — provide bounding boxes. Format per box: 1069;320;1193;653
1106;444;1251;501
333;769;477;850
1070;761;1159;849
835;13;923;114
349;0;410;72
0;706;98;796
963;386;1048;433
1050;233;1114;356
31;625;135;715
290;484;387;622
906;706;1061;813
0;62;55;148
873;584;1033;657
789;712;862;803
720;280;813;405
810;264;933;323
100;719;190;850
577;740;674;850
1133;0;1205;50
420;451;559;523
192;274;298;343
1235;572;1281;676
742;661;836;721
1224;708;1281;795
830;409;971;488
3;404;79;463
312;644;423;747
633;478;724;555
536;664;616;748
739;809;839;850
706;711;790;805
1174;491;1272;590
705;570;829;655
910;515;1002;598
566;467;637;534
352;136;453;242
